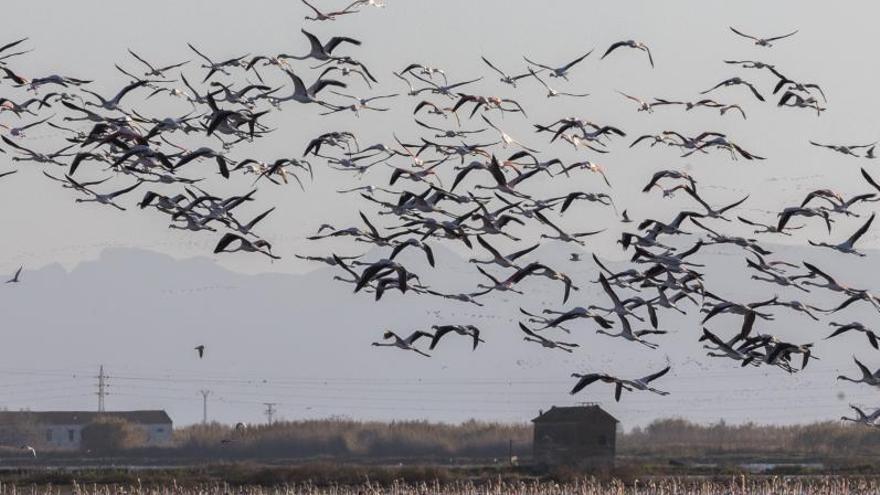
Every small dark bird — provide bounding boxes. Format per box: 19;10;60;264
5;266;22;283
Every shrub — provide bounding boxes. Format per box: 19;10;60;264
80;417;147;452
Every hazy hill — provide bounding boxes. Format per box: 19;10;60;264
1;240;878;428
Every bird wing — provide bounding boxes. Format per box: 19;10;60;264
614;382;625;402
0;67;27;84
475;265;500;285
415;119;447;134
113;80;148;103
285;70;308;96
429;326;455;350
187;43;214;64
244;207;276;230
641;171;666;193
719;194;750;213
358;211;382;240
445;77;483;91
475;235;504;260
647;304;658;329
826;326;854;340
846;193;876;207
618;314;634;337
766;30;799;42
108;181;143;199
449;163;483;192
0;38;27;55
700;327;727;346
700;80;728;94
746;82;765;101
325;36;362;54
481;56;506;77
355;262;392;293
157;60;190;72
300;29;329;58
776;209;795;232
846;213;875;246
561;49;594;71
522;56;554;72
616;90;641;104
570;374;603;395
737;216;764;228
310;79;346;95
853;356;874;379
629;134;656;148
729;27;758;40
599;273;622;306
18;115;53;131
213;233;241;254
518;322;541;339
808;140;833;149
507;243;540;261
534;210;565;236
591;253;616;276
406;330;433;345
127;49;157;72
63;173;97;196
332;254;361;280
480;114;501;133
740;311;757;340
469;327;482;350
485;154;507;187
639;365;671;384
421;242;435;267
862;168;880;194
508;262;543;284
1;135;36;155
689;218;719;238
601;42;627;59
528;68;550;90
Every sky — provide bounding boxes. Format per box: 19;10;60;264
1;0;878;272
1;0;880;429
2;243;878;430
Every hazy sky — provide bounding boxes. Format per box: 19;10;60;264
2;243;877;430
1;1;880;429
1;0;878;272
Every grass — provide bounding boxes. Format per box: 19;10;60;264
1;474;880;494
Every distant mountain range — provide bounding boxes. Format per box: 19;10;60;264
1;240;877;429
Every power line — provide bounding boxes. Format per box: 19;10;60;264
0;363;855;386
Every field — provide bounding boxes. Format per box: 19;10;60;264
3;477;880;495
7;418;880;477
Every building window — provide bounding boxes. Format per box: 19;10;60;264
68;429;75;442
46;429;52;442
599;435;608;446
156;428;164;433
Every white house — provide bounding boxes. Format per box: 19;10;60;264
0;410;173;450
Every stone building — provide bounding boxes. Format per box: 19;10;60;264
0;410;172;450
532;405;618;467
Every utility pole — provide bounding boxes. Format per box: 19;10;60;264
96;365;108;412
200;390;211;424
263;402;277;425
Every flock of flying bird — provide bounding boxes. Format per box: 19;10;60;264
2;1;880;426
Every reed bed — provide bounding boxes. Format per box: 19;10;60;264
0;477;879;495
